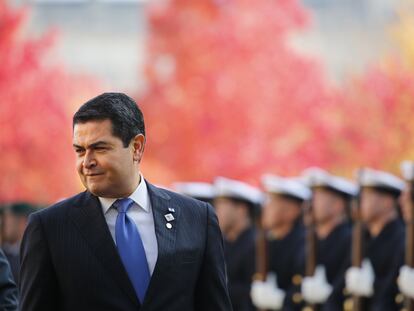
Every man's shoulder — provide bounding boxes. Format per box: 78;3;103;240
32;191;92;219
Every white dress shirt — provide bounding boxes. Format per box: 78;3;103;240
98;175;158;275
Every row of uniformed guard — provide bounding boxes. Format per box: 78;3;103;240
173;162;414;311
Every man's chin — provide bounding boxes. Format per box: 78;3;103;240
86;183;106;197
87;184;121;199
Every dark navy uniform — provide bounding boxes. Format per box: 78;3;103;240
365;219;404;311
0;249;18;310
2;202;37;282
267;220;305;311
225;226;256;311
2;247;19;283
317;222;352;311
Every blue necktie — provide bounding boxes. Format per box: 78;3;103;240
114;198;150;303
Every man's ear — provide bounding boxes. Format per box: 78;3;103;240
132;134;146;163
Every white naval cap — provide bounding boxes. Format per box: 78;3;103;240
261;174;312;201
213;177;263;205
401;161;414;181
302;167;358;197
358;168;405;193
172;182;215;200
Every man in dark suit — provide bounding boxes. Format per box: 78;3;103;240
19;92;232;311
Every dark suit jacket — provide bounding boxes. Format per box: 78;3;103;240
19;182;232;311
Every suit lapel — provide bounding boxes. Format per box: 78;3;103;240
68;191;140;307
142;182;179;307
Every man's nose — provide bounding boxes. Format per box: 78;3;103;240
83;150;97;169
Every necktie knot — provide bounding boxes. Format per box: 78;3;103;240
114;198;134;213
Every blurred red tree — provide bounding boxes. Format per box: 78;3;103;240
329;8;414;176
0;2;97;204
340;60;414;174
141;0;360;184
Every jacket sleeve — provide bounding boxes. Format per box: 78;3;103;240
194;203;233;311
19;213;59;311
0;249;18;311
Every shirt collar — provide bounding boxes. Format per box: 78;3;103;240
98;174;150;214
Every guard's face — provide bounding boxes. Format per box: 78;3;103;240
262;193;300;229
360;188;384;223
214;197;239;233
312;188;338;224
73;119;144;198
3;212;22;243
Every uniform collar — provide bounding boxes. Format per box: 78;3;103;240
98;173;150;214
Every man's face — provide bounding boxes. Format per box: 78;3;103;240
213;197;240;234
3;212;19;243
73;119;142;198
360;188;387;223
262;193;300;230
312;188;341;224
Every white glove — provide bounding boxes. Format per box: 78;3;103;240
345;259;374;297
301;265;333;304
398;265;414;299
251;273;285;310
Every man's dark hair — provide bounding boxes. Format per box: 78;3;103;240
73;92;145;147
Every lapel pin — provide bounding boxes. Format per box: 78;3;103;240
166;223;173;229
168;207;175;213
164;213;175;222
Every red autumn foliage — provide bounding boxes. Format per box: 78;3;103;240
338;60;414;174
0;2;97;204
141;0;355;184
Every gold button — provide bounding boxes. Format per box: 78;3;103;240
343;298;354;311
395;293;404;304
292;274;303;285
292;292;303;304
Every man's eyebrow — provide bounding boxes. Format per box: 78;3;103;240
73;141;110;149
89;141;110;148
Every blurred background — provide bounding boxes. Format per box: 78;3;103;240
2;0;414;205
